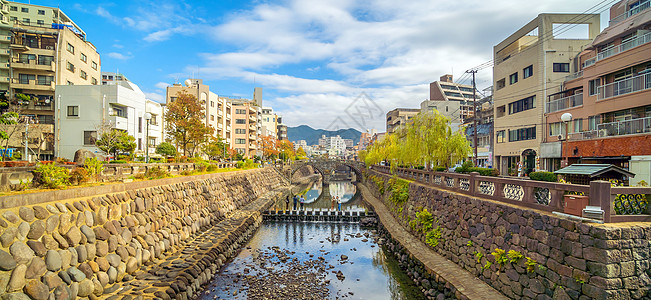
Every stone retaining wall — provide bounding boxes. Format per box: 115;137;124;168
366;171;651;300
0;168;288;299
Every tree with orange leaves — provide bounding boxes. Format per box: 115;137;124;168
164;92;214;157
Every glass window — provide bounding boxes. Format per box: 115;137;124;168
509;72;518;84
235;129;246;134
22;18;30;24
84;131;97;145
66;43;74;54
10;6;17;11
91;61;98;70
37;75;54;85
18;74;35;84
37;55;54;65
66;62;75;72
508;96;535;114
80;53;87;63
553;63;570;72
523;65;533;79
80;70;87;80
236;119;246;124
573;118;583;133
37;20;44;25
38;9;45;15
91;78;97;85
496;130;506;143
21;7;28;13
588;116;599;130
588;79;601;96
235;139;246;144
508;126;536;142
67;106;79;117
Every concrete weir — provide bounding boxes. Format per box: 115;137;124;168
0;168;289;300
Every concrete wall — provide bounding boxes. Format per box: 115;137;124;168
366;170;651;299
0;168;288;299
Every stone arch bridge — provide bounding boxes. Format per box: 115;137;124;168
281;159;365;185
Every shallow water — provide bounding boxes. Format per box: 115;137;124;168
199;222;425;300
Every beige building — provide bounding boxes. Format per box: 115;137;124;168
230;98;259;157
492;13;600;175
541;0;651;184
261;107;279;138
386;108;420;133
423;74;477;123
1;2;100;160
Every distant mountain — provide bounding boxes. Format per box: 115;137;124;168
287;125;362;146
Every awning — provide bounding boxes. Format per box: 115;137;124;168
554;164;635;178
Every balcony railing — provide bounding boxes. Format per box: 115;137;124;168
610;0;650;25
597;32;651;62
597;73;651;100
569;116;651;140
546;93;583;113
564;71;583;82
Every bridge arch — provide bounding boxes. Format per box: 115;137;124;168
289;159;364;184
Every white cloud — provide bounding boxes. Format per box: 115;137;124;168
145;92;165;103
107;52;133;60
155;82;170;90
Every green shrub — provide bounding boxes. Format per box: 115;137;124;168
387;176;409;206
529;171;557;182
507;250;524;263
69;167;90;185
109;160;127;164
415;208;434;233
492;248;508;266
33;163;70;189
145;166;170;179
433;166;446;172
207;164;218;172
425;226;442;247
525;257;538;273
155;142;177;157
195;161;209;172
84;157;104;182
455;166;500;176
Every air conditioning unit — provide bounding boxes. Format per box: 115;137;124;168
557;134;564;141
598;129;608;137
45;46;54;50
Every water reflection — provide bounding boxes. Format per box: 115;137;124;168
300;180;365;212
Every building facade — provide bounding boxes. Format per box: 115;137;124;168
492;13;600;175
55;81;163;160
422;74;478;123
230;98;259;158
542;0;651;185
386;108;420;133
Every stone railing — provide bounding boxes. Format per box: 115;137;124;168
372;165;651;223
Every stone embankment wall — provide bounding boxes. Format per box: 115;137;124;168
366;171;651;300
0;168;288;300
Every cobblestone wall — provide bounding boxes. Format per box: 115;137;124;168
366;171;651;300
0;168;288;299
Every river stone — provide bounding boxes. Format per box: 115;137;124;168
0;218;6;228
96;240;108;257
10;241;35;264
1;227;16;247
27;221;45;240
26;240;46;257
42;271;63;289
65;227;82;246
80;225;96;243
55;203;67;214
92;278;103;296
108;236;118;252
16;222;30;241
54;283;70;300
67;266;86;282
58;270;71;285
76;245;88;262
73;202;85;213
94;227;110;241
68;247;78;265
59;250;72;269
75;212;85;228
117;262;127;281
106;254;121;267
3;211;20;224
84;211;94;227
24;279;49;300
18;207;35;222
88;261;99;273
52;232;69;249
69;282;79;299
45;215;59;233
97;272;109;287
78;263;93;280
116;246;129;261
96;257;109;272
46;250;62;271
1;293;31;300
45;205;58;214
97;207;108;225
107;266;117;283
42;235;59;250
25;257;47;279
65;203;75;213
103;221;117;235
32;206;49;220
126;257;138;273
0;249;17;271
77;279;94;297
7;264;27;292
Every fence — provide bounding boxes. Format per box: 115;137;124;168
371;165;651;223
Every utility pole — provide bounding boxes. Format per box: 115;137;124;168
466;70;478;166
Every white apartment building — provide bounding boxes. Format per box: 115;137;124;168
318;135;347;156
55;80;163;160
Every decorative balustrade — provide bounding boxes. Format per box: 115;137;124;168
370;165;651;223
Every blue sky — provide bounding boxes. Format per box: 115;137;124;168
15;0;609;131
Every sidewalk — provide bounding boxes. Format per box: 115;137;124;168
358;183;508;300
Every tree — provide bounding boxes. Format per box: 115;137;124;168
155;142;177;157
258;136;279;160
296;147;307;158
96;129;136;159
164;92;214;156
277;140;294;161
202;137;227;160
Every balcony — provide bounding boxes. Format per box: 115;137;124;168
226;114;231;120
248;115;256;123
569;116;651;141
226;125;231;132
597;73;650;100
108;115;128;130
598;32;651;61
217;110;223;117
546;93;583;113
0;35;11;43
217;123;223;129
248;134;256;140
610;0;650;25
11;79;55;91
564;71;583;82
249;125;256;131
11;59;56;72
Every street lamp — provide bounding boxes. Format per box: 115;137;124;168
144;112;151;163
560;112;573;168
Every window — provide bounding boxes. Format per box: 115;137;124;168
18;54;35;63
210;115;214;121
496;130;506;143
66;62;75;72
38;55;54;65
138;138;142;150
22;18;30;25
138;117;142;133
549;122;562;136
235;119;246;124
496;105;506;118
80;53;87;63
210;101;214;107
170;97;177;102
67;106;79;117
37;75;54;85
523;65;533;79
235;139;246;144
80;70;87;80
235;109;246;114
66;43;74;54
21;7;28;13
509;72;518;84
553;63;569;73
37;20;44;25
588;116;599;130
588;78;601;96
508;126;536;142
38;9;45;15
91;77;97;85
10;16;16;22
84;131;97;145
148;138;156;147
508;96;535;114
10;6;16;11
91;61;97;70
573;118;583;133
235;129;246;134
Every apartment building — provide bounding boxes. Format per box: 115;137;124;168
422;74;478;123
230;98;259;157
541;0;651;185
0;2;100;160
465;89;495;168
492;13;600;175
261;107;279;138
101;72;128;85
386;108;420;133
277;123;288;141
55;80;163;160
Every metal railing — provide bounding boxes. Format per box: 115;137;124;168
569;116;651;140
597;73;651;100
597;32;651;62
564;71;583;82
610;0;650;25
546;93;583;113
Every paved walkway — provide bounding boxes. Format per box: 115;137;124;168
358;184;508;300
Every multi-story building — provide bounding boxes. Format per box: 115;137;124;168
318;134;347;156
358;129;377;151
1;2;100;160
261;107;279;138
465;89;494;168
492;13;600;175
101;72;128;85
230;98;259;157
422;74;478;123
541;0;651;185
55;80;163;160
386;108;420;133
277;123;287;141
